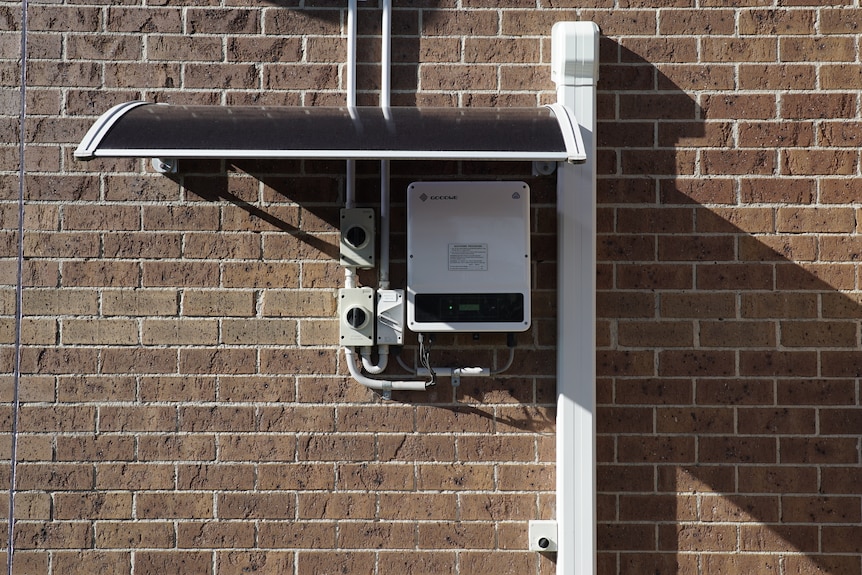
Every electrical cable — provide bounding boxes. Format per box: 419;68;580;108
8;2;29;574
418;333;437;387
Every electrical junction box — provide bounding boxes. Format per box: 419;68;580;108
406;181;531;333
340;208;375;268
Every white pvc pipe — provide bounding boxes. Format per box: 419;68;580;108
345;0;358;208
360;347;389;374
345;347;428;392
379;0;392;289
381;0;391;108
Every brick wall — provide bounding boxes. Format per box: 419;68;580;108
2;1;861;575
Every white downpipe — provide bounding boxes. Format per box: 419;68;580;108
345;347;427;391
553;22;599;575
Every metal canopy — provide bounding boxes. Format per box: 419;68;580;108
74;102;586;163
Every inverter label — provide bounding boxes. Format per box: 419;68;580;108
449;243;488;271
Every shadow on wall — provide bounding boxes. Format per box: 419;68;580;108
597;40;862;574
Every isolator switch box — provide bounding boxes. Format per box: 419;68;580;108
339;287;375;346
406;181;531;333
340;208;375;268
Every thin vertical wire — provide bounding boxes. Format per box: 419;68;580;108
8;0;28;573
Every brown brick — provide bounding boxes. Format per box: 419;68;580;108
135;552;213;575
228;37;302;63
179;349;257;375
739;8;815;34
699;436;777;464
101;348;177;375
739;121;814;148
780;36;856;62
62;260;140;288
618;436;695;463
780;437;859;464
16;463;94;491
656;407;734;434
99;406;177;432
659;350;735;377
738;465;817;494
699;321;776;348
137;493;213;519
178;463;255;490
54;492;133;520
107;7;182;32
143;261;219;288
778;378;856;406
19;405;96;432
183;289;255;317
258;463;334;491
95;463;175;490
179;405;255;432
781;320;857;347
177;521;255;548
102;289;178;316
377;434;456;462
784;555;862;575
138;435;216;462
703;37;777;62
264;64;338;90
777;262;855;290
258;521;336;549
782;92;857;119
415;522;494;550
782;149;857;176
56;435;136;462
218;375;295;402
139;375;216;402
14;521;92;550
298;492;376;520
618;321;693;347
61;318;138;345
338;521;416;550
221;319;296;345
218;434;297;462
702;149;776;175
295;433;375;462
296;552;375;575
96;522;174;549
740;524;818;553
142;319;218;345
103;232;183;259
262;290;336;317
216;551;293;575
740;350;817;377
459;493;535;521
739;235;816;262
52;552;131;575
260;348;336;375
739;63;816;90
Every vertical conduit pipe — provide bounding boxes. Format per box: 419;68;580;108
379;0;392;289
345;0;358;209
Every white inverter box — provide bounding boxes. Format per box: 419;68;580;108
406;181;531;333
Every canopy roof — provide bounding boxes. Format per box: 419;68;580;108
74;102;586;164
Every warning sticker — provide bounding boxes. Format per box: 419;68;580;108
449;243;488;271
